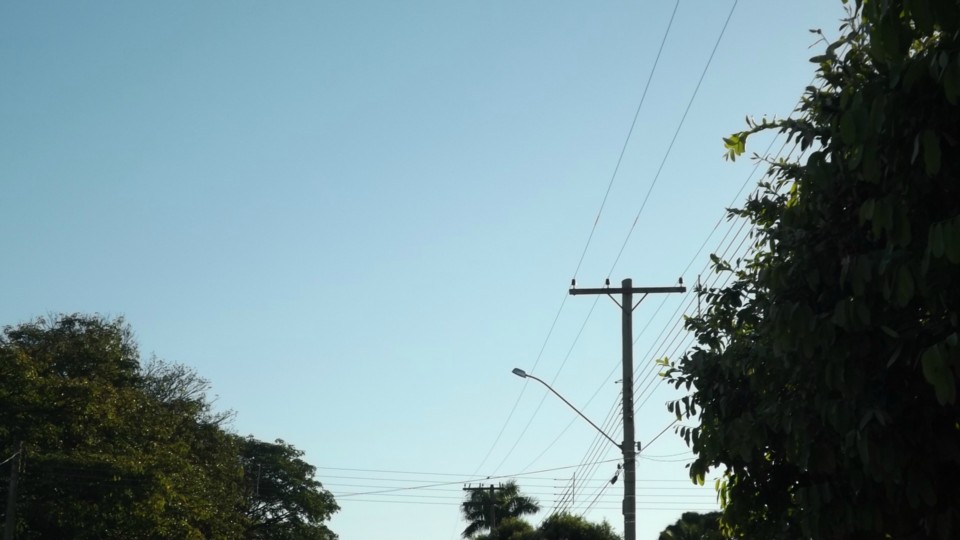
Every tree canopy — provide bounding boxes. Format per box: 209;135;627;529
238;436;339;540
0;313;338;539
657;512;722;540
536;512;620;540
666;0;960;538
470;513;621;540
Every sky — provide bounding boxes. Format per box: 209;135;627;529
1;1;848;538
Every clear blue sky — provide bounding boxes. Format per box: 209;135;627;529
1;1;846;538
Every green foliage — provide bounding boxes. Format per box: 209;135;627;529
665;1;960;539
471;514;620;540
536;513;620;540
0;314;338;539
238;437;339;540
658;512;722;540
473;517;536;540
461;481;540;538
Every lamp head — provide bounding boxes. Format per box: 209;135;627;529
511;368;528;378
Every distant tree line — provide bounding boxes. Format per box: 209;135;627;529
0;314;338;539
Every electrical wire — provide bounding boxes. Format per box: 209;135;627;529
471;0;684;483
572;0;680;280
519;1;747;496
607;0;739;278
336;458;619;498
491;296;600;475
566;221;754;509
470;293;568;474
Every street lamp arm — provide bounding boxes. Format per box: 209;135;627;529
518;371;620;450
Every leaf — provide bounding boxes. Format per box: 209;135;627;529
910;0;935;33
895;268;915;306
857;434;869;465
945;220;960;264
840;112;857;144
922;129;941;175
943;59;959;105
859;199;876;224
921;346;956;405
894;206;912;247
929;223;945;257
723;133;748;161
831;299;848;328
886;341;902;368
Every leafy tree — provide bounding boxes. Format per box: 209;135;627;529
461;481;540;538
665;1;960;539
0;314;237;539
238;436;339;540
536;512;620;540
0;314;338;539
658;512;722;540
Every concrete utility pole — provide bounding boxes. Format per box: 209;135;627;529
570;278;684;540
4;442;22;540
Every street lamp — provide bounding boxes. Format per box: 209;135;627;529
511;368;619;449
510;369;628;521
512;369;632;534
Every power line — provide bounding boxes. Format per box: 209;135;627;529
314;465;491;478
470;294;568;475
491;296;600;474
471;0;684;481
607;0;740;278
572;0;681;280
523;2;745;504
339;498;719;511
564;57;825;519
336;458;619;498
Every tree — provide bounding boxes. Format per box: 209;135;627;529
665;1;960;539
237;436;339;540
658;512;722;540
473;517;536;540
461;481;540;538
0;314;243;538
0;314;338;539
471;514;620;540
536;512;620;540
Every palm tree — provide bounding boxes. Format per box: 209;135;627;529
461;481;540;538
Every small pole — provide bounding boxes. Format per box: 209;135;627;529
697;274;702;317
488;484;496;537
463;484;504;537
4;442;22;540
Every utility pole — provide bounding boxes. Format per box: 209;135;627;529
463;484;504;538
570;278;684;540
4;442;22;540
